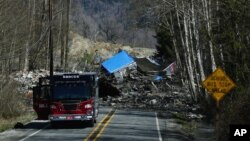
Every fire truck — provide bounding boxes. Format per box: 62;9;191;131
33;73;99;127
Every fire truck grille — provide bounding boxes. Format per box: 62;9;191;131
61;100;80;110
63;104;77;110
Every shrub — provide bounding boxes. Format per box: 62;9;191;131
0;76;25;119
216;87;250;141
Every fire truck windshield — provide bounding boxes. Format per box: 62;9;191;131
53;82;92;100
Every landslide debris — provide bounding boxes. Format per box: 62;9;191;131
99;69;204;121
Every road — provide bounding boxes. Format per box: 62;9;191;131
0;107;165;141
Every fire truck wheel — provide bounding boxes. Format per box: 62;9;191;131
87;119;94;127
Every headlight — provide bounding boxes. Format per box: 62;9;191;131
85;104;92;109
86;109;93;115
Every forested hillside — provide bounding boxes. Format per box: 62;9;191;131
70;0;156;47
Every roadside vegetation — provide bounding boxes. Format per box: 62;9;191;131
0;75;35;132
174;115;197;138
0;112;36;132
215;87;250;141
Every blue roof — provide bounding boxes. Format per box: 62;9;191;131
154;75;163;81
102;51;135;73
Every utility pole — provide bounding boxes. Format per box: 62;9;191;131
49;0;53;79
64;0;70;71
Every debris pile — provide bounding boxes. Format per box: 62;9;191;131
101;73;192;108
100;71;203;119
12;70;49;94
99;50;203;120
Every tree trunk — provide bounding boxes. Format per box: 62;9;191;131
8;26;18;73
175;0;189;87
202;0;216;71
24;45;29;72
24;0;36;71
169;12;183;84
216;0;224;68
182;0;197;101
191;0;207;98
24;0;31;72
188;5;200;95
175;0;197;101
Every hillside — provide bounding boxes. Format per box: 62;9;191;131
65;32;156;71
70;0;157;48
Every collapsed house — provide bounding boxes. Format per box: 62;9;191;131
101;50;177;82
101;50;136;83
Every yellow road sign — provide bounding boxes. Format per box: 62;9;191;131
202;67;236;101
212;93;226;102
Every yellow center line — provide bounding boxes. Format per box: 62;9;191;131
84;114;108;141
93;111;116;141
84;112;110;141
84;109;116;141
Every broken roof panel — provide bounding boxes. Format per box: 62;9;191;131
102;50;135;74
135;58;164;73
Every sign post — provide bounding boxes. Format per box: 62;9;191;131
212;93;226;107
202;67;236;141
202;67;236;107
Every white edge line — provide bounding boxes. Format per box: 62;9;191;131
18;124;50;141
155;112;163;141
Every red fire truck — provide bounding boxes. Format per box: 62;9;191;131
33;73;99;127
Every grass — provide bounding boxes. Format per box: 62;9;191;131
0;111;36;132
175;118;197;135
172;112;197;139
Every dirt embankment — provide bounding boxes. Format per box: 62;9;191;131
63;32;156;71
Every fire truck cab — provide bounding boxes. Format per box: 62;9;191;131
33;73;99;127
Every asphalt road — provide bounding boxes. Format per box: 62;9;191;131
0;107;164;141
